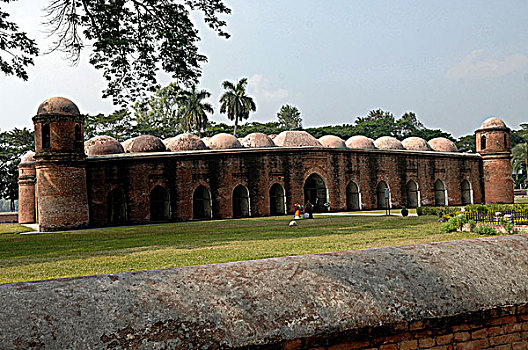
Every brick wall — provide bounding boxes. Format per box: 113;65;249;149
86;148;483;226
0;212;18;223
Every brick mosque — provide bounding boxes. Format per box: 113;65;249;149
18;97;514;232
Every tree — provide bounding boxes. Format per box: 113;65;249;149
353;109;397;139
456;134;476;153
133;82;181;139
219;77;256;137
0;128;34;211
277;104;302;130
512;143;528;188
2;1;231;106
84;109;136;142
177;86;214;138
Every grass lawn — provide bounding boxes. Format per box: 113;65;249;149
0;223;33;235
0;215;487;284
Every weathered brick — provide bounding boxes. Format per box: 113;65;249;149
504;323;522;334
329;341;370;350
281;339;301;350
436;333;454;345
454;332;471;342
418;337;436;348
399;339;418;350
470;328;487;340
486;316;518;326
455;339;490;350
490;333;522;346
513;341;528;350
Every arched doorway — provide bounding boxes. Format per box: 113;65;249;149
233;185;250;217
406;180;419;208
150;185;171;221
304;173;327;212
461;180;472;205
346;181;361;211
193;185;212;219
434;180;447;206
107;188;127;225
377;181;390;209
269;183;286;215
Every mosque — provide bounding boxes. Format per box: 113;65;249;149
18;97;514;232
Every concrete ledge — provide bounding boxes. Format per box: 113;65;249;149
1;235;528;348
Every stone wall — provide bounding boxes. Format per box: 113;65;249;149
1;235;527;349
86;147;483;226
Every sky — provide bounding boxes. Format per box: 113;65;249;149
1;1;528;137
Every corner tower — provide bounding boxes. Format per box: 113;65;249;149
18;152;37;224
33;97;89;231
475;117;514;204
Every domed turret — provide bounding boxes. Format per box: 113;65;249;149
273;131;322;147
84;136;124;156
345;136;376;149
319;135;347;148
402;137;432;151
207;133;243;150
428;138;458;153
31;97;89;231
475;117;513;203
126;135;166;153
374;136;404;150
165;134;207;151
241;133;275;148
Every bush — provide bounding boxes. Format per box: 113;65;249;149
499;215;514;234
474;224;497;235
468;219;476;232
441;220;457;233
454;214;467;230
416;206;462;217
401;206;408;217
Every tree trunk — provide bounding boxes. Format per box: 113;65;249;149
10;199;15;212
233;117;238;137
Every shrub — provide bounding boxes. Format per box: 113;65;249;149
401;206;408;217
454;214;467;230
499;215;514;234
474;224;497;235
468;219;476;232
416;206;424;216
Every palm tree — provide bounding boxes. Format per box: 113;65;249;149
177;86;214;137
219;77;256;137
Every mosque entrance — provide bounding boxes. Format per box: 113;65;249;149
406;180;419;208
150;186;171;221
233;185;250;217
193;185;212;219
107;188;127;225
461;180;472;205
269;183;286;215
434;180;447;206
304;174;327;212
346;181;360;211
377;181;390;209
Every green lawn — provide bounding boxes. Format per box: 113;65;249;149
0;223;33;235
0;215;484;284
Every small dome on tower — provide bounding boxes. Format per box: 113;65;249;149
374;136;404;150
345;136;376;149
20;151;35;163
241;133;275;148
84;136;124;156
319;135;347;148
428;138;458;152
273;131;322;147
207;133;243;150
402;137;432;151
480;117;507;130
165;134;207;151
37;97;80;116
127;135;166;153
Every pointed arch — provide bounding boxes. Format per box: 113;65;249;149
346;181;361;211
193;185;212;219
107;188;127;225
150;185;171;221
269;183;286;215
304;173;327;212
434;179;448;206
377;181;390;209
233;184;250;217
461;179;473;205
406;180;420;208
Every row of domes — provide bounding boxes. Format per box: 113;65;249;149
82;131;458;156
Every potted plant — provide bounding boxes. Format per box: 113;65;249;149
401;206;409;217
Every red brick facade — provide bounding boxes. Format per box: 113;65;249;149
18;98;515;231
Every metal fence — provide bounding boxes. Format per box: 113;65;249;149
465;211;528;224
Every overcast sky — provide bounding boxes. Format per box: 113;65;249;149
1;1;527;137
